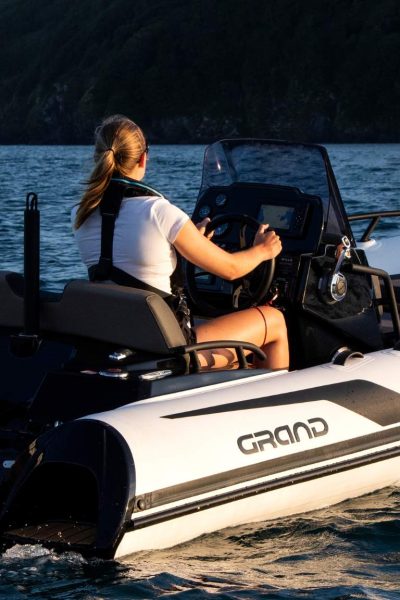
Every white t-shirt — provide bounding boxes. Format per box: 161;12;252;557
71;195;189;293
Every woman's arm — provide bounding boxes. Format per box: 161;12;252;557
174;219;282;281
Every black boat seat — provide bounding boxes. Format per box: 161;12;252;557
0;272;186;354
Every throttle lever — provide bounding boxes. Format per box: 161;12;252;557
333;236;351;276
318;236;351;304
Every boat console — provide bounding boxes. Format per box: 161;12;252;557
190;182;324;309
188;139;390;369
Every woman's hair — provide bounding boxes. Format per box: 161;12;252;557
74;114;147;229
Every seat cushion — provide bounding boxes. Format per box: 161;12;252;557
0;273;186;354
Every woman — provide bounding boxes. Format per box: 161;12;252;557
72;115;289;370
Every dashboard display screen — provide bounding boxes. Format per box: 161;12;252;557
258;204;295;231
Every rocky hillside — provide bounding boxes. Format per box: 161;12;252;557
1;0;400;143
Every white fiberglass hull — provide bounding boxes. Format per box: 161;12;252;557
84;348;400;557
115;455;400;557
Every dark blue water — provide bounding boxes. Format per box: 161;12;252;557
0;144;400;598
0;145;204;291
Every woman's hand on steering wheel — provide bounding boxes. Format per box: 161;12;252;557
253;224;282;260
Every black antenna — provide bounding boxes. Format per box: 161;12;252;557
10;193;41;356
24;192;40;337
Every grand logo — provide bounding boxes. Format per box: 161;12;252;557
237;417;329;454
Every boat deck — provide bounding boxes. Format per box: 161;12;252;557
3;520;96;547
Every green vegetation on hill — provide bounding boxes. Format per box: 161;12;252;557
1;0;400;143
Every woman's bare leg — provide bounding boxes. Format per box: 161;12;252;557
194;305;289;370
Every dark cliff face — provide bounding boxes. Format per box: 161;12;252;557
1;0;400;144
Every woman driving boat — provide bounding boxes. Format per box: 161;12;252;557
72;115;289;370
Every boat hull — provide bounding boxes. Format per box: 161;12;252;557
1;347;400;558
98;349;400;555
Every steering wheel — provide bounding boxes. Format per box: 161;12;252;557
185;213;276;316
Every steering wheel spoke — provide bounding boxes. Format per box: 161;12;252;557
232;278;254;308
232;282;244;309
239;223;250;249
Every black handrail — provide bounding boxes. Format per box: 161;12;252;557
348;210;400;242
178;340;267;372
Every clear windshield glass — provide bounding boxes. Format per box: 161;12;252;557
199;140;351;239
200;140;329;205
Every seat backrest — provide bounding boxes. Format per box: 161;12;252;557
0;272;186;354
0;271;24;328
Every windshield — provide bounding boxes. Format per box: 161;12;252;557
199;140;352;240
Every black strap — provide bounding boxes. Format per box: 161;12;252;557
90;178;160;283
88;264;170;298
88;178;195;343
88;177;184;299
92;181;123;280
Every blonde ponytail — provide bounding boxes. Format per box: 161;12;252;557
74;115;147;229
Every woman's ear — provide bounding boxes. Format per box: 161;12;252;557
138;152;147;168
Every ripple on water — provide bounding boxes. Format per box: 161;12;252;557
1;491;400;598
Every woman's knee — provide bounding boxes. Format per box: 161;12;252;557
259;305;287;342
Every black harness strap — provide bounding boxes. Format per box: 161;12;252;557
88;178;195;342
89;178;168;296
88;263;170;297
91;180;125;281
